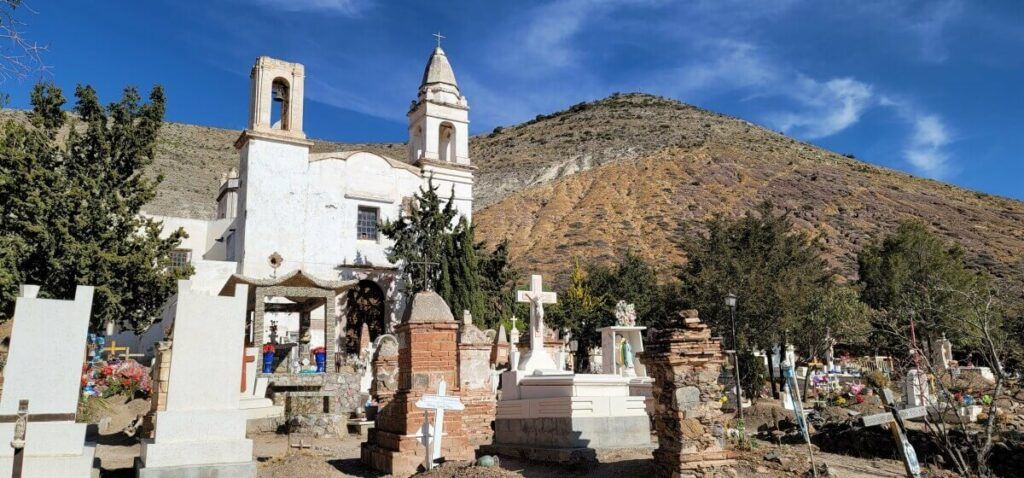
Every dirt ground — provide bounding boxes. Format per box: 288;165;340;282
93;429;933;478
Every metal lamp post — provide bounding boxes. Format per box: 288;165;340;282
725;292;742;420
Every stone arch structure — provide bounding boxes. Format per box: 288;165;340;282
438;121;456;162
343;279;387;354
270;77;291;131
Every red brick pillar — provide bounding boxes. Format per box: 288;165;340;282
361;292;472;476
639;310;736;478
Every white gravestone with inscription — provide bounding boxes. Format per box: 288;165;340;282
138;280;255;477
0;285;95;478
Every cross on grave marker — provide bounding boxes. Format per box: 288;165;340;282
415;380;464;471
861;388;924;478
241;349;257;393
409;261;439;291
106;340;130;360
515;275;558;372
0;399;78;478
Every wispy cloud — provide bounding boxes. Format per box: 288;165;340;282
243;0;368;16
880;96;954;178
772;76;874;139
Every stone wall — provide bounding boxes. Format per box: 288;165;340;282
639;310;735;478
458;323;496;445
371;334;400;408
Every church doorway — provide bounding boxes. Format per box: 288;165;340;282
343;280;387;354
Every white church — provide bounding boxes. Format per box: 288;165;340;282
117;45;475;357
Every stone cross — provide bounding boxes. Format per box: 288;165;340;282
515;275;557;372
415;380;464;471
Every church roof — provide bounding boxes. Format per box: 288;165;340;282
420;46;458;89
220;269;358;296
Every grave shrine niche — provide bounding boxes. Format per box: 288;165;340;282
344;279;387;354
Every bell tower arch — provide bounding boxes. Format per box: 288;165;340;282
247;56;306;140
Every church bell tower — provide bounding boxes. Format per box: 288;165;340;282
408;42;475;220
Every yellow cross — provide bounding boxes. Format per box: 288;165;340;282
106;341;130;360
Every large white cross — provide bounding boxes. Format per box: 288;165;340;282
415;380;463;471
515;274;557;373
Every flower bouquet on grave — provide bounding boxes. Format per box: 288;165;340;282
262;343;276;373
312;346;327;373
94;359;151;398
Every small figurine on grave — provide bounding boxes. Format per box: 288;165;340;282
614;300;636;327
620;336;636;377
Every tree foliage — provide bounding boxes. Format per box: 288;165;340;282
858;220;982;352
477;238;520;329
0;82;188;331
678;202;838;351
381;179;496;324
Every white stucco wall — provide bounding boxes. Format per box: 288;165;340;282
236;138;421;279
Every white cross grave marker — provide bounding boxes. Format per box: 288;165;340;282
516;275;557;373
415;380;464;471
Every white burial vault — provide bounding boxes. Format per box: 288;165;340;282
493;276;651;458
0;285;95;478
137;280;255;477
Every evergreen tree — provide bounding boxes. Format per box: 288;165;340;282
549;257;602;371
380;179;486;322
678;202;835;351
858;220;983;352
0;82;189;331
477;238;519;328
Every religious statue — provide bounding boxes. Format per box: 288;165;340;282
614;300;636;327
617;336;636;377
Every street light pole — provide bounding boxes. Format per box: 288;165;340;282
726;293;742;420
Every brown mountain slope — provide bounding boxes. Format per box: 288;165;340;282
473;144;1024;283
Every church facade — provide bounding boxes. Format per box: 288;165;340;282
120;46;474;356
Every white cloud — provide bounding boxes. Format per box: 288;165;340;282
904;113;952;177
245;0;368;16
772;76;874;139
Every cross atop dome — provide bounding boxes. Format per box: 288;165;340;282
433;31;445;48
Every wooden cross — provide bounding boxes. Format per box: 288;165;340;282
241;349;257;393
415;380;464;471
1;400;77;478
862;388;924;478
106;341;130;360
433;32;445;48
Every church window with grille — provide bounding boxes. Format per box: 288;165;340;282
357;207;379;241
169;249;191;270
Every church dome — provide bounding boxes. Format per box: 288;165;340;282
420;46;459;90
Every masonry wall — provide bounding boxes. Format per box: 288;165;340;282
639;310;735;478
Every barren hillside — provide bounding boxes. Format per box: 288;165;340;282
34;92;1020;282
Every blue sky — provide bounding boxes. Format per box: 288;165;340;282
2;0;1022;200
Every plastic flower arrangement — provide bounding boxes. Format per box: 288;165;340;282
92;360;151;398
312;346;326;354
262;343;275;353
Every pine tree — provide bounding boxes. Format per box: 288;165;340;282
0;82;189;331
380;178;486;321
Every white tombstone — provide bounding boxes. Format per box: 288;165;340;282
932;334;954;373
414;380;464;471
138;280;255;477
515;275;558;373
903;368;933;408
0;285;95;478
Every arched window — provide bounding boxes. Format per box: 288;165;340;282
270;78;290;131
438;122;455;162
